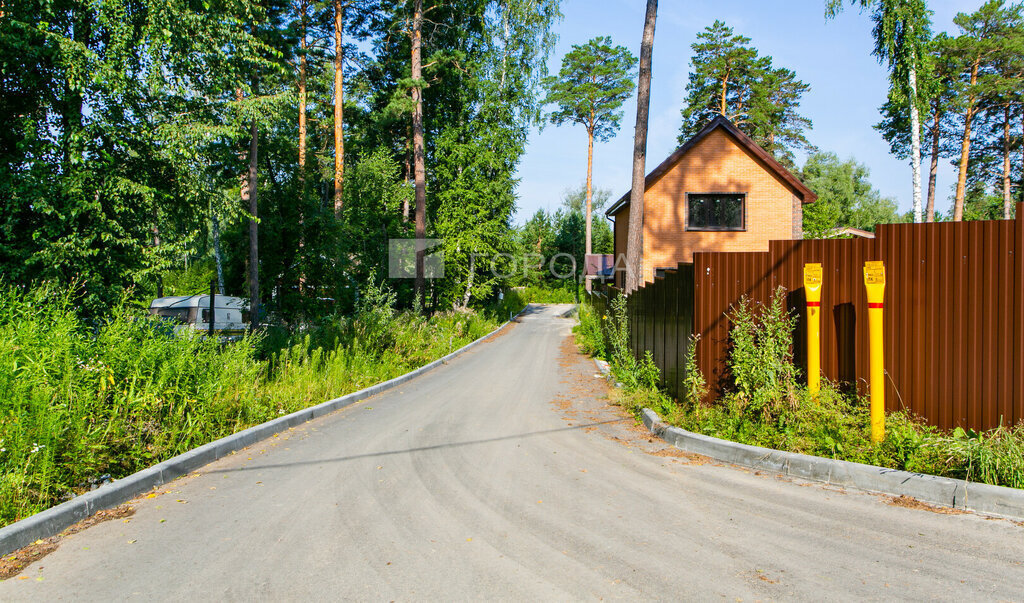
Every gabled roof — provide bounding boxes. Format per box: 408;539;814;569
606;115;817;217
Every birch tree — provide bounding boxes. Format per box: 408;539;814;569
827;0;932;223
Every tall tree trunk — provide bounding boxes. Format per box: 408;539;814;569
412;0;427;307
333;0;345;216
212;211;225;293
460;253;476;311
625;0;657;293
298;0;308;177
1003;104;1013;220
247;120;260;328
719;70;729;115
926;104;941;222
403;124;411;221
297;0;308;292
584;119;594;292
909;64;923;223
953;59;979;222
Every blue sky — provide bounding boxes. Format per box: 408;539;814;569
513;0;981;224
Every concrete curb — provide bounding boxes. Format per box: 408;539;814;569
638;407;1024;521
557;305;578;318
593;358;1024;520
0;307;527;556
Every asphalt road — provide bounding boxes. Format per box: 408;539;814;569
2;304;1023;600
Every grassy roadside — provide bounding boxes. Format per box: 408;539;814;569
573;291;1024;490
0;282;524;527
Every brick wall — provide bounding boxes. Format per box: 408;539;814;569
624;128;804;283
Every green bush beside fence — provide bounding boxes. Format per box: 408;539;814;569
574;288;1024;490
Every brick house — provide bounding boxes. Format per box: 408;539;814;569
605;116;817;287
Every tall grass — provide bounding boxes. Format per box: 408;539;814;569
0;281;514;526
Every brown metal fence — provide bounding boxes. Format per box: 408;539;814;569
588;202;1024;432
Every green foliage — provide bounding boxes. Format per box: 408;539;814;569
523;282;579;304
939;425;1024;489
514;185;613;290
679;20;812;165
542;37;637;141
727;289;800;419
0;0;283;314
681;334;708;407
162;260;218;297
598;294;658;392
572;302;605;357
801;152;903;236
0;281;508;526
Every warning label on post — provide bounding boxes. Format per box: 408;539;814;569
804;263;822;287
864;261;885;285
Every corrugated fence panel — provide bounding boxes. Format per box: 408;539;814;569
670;204;1023;431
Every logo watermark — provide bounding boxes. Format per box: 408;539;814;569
387;238;618;281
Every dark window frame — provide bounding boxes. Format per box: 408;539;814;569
685;192;747;232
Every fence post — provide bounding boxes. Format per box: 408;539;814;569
804;263;822;399
864;261;886;442
208;279;217;338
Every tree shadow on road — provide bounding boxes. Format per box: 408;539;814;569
202;419;627;474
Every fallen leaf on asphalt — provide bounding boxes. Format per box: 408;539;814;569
146;493;158;499
175;499;187;504
127;540;136;544
159;519;166;523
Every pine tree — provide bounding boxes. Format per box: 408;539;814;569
678;21;812;165
542;37;636;291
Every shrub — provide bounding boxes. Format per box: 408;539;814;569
726;289;799;421
681;334;708;407
572;301;605;357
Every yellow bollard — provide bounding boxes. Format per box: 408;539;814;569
863;261;886;442
804;263;823;399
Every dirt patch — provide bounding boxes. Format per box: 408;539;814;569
883;495;967;515
649;447;709;464
553;333;717;465
0;505;135;580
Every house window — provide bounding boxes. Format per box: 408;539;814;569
687;193;745;231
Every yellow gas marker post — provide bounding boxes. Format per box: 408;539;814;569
864;260;886;442
803;263;823;399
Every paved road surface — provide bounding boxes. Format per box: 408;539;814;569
2;304;1023;600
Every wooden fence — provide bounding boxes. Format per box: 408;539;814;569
589;202;1024;431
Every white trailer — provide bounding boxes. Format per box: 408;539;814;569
148;295;248;341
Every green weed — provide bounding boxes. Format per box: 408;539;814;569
580;285;1024;491
0;281;506;526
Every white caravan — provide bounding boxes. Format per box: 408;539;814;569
148;295;249;341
